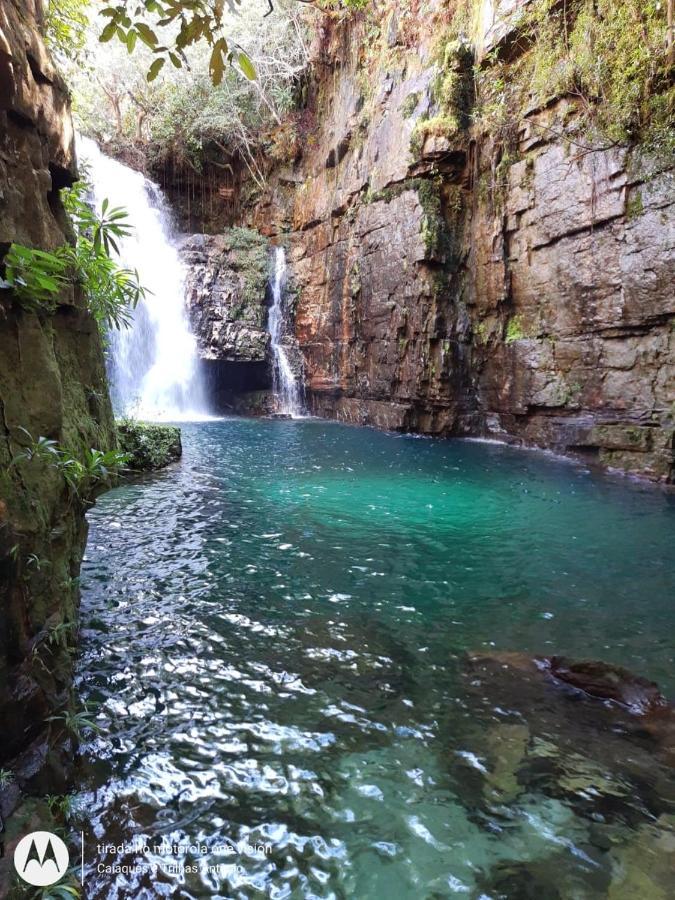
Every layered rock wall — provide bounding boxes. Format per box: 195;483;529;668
0;0;114;792
251;1;674;481
181;228;273;412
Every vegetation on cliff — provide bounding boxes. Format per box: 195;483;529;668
467;0;674;153
0;179;145;332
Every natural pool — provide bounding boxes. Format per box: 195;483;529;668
76;419;675;898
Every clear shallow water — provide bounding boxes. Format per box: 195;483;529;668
76;420;675;898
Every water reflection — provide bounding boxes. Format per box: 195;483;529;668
76;420;675;898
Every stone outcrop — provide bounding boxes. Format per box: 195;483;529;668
116;421;182;471
250;1;674;481
0;0;114;802
181;228;274;412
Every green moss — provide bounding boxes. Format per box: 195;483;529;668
474;0;674;154
363;176;462;264
410;114;461;154
626;190;644;220
409;34;473;160
223;226;270;309
505;315;526;344
401;92;421;118
474;320;489;344
116;420;182;471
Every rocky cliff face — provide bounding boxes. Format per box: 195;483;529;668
0;0;114;801
251;0;674;481
181;228;274;412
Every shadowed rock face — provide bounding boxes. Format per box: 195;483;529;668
0;0;114;790
251;6;674;482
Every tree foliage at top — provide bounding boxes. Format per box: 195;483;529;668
66;0;311;180
45;0;91;59
96;0;267;84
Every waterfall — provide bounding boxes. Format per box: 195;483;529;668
77;136;208;421
268;247;303;417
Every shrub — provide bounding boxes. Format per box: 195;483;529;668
116;420;182;471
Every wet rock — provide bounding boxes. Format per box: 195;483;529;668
608;815;675;900
181;228;275;412
0;0;115;795
251;13;674;481
483;723;530;802
181;228;270;364
545;657;668;716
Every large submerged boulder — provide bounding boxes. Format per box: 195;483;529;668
466;651;675;766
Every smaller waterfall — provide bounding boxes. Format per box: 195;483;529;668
77;136;208;421
268;247;303;417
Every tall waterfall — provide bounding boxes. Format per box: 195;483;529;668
77;136;207;420
268;247;303;417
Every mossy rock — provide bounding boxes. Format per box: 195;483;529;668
116;420;182;472
222;226;271;311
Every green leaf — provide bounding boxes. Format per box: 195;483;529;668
126;29;137;52
99;21;116;42
147;56;165;82
168;51;182;68
135;22;158;47
238;50;256;81
209;42;226;86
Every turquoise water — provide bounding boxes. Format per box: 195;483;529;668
76;420;675;898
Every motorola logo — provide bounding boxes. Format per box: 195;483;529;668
13;831;70;887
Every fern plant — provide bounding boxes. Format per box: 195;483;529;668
0;181;146;331
10;429;129;500
47;703;102;739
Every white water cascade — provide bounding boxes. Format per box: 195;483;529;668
77;136;208;420
268;247;303;417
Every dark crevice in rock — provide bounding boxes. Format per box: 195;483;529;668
6;108;34;130
26;52;52;86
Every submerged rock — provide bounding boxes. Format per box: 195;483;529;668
466;651;675;767
607;815;675;900
116;421;182;472
482;722;530;802
544;656;668;716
